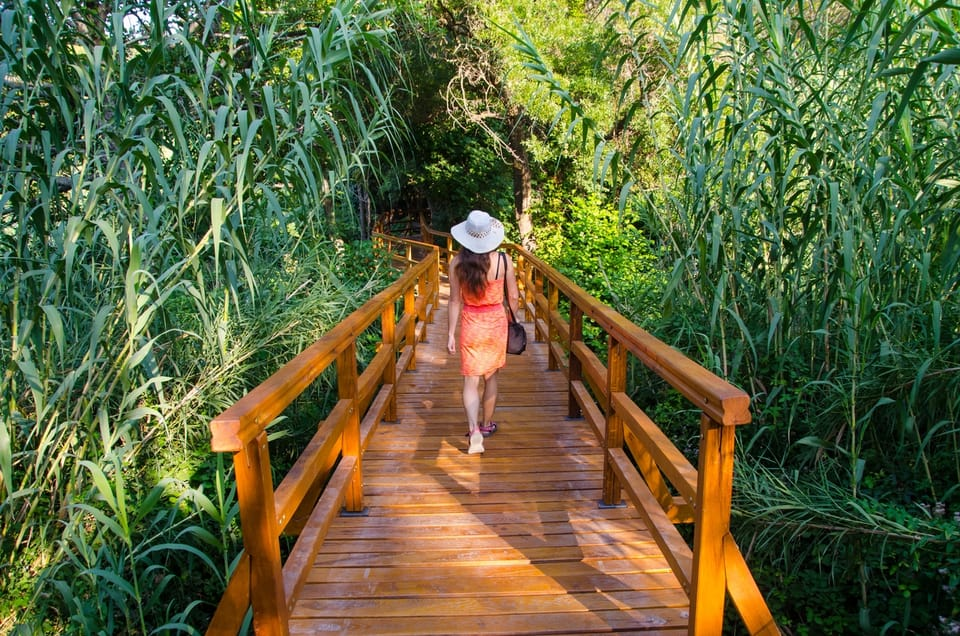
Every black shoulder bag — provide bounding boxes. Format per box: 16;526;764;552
500;253;527;355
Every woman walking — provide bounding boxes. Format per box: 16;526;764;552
447;210;521;454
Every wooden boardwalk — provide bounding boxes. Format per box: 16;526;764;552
288;287;689;634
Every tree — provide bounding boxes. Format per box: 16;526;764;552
419;0;639;248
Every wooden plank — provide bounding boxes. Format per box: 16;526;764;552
573;340;608;403
396;344;415;376
359;383;393;451
292;589;691;616
327;506;643;527
204;552;251;635
316;531;665;554
608;447;693;590
613;391;698;505
571;380;605;442
724;535;782;634
282;456;356;611
357;345;392;412
550;306;571;343
273;399;349;534
289;613;686;635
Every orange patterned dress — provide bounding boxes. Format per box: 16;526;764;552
459;276;507;376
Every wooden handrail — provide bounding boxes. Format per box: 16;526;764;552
206;221;778;635
206;244;440;635
419;219;778;636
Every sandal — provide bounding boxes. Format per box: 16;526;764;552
464;422;498;438
468;430;484;454
479;422;498;437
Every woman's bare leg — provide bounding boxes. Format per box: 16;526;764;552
481;370;498;426
462;375;481;434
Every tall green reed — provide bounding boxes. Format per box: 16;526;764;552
646;0;960;491
517;0;960;489
1;0;410;630
513;0;960;627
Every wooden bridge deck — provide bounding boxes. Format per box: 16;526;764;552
288;287;689;634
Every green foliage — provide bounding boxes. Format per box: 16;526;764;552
0;0;409;631
39;457;224;635
514;0;960;630
408;120;514;230
733;462;960;634
534;188;666;327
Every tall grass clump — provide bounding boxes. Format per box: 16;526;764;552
515;0;959;630
0;0;409;631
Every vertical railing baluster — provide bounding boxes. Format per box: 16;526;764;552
428;249;440;323
534;269;544;343
568;304;583;419
381;301;397;422
404;286;417;370
516;253;530;323
601;335;627;507
235;432;287;635
547;279;559;371
415;271;427;337
689;413;736;635
337;342;364;513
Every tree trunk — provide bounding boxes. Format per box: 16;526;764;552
509;112;536;251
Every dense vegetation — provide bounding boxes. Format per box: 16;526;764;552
0;0;410;631
1;0;957;633
512;0;960;632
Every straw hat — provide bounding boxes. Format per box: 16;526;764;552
450;210;505;254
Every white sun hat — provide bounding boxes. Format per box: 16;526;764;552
450;210;505;254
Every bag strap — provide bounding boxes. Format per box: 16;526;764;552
501;253;516;324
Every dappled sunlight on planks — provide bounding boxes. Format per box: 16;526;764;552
289;287;689;634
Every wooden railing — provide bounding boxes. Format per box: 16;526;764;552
205;241;440;635
205;223;779;635
420;221;780;635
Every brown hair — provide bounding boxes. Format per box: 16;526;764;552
455;248;490;298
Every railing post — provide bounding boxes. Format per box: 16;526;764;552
415;271;428;339
688;413;736;635
426;250;439;324
547;280;559;371
515;253;530;322
601;335;626;507
567;304;583;419
533;270;544;343
433;250;441;312
381;301;397;422
337;342;365;513
404;286;417;370
235;432;288;635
